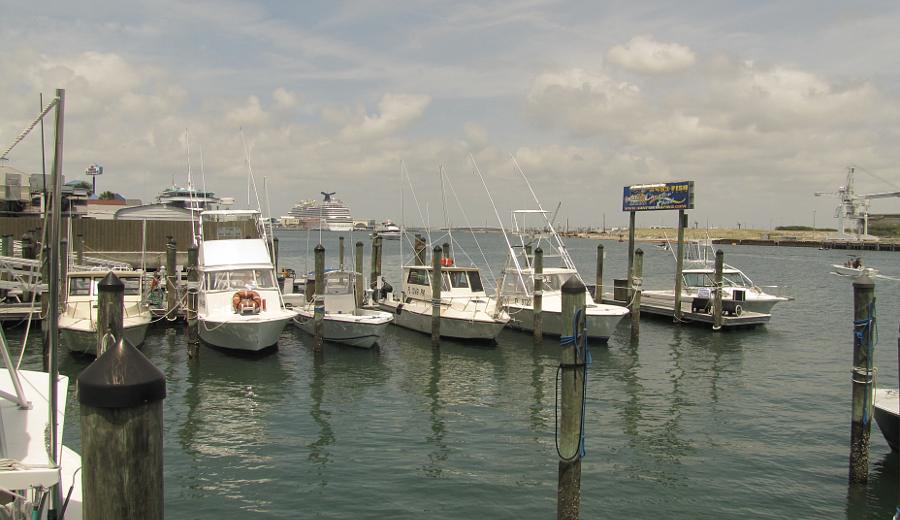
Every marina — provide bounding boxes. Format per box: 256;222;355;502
8;230;900;518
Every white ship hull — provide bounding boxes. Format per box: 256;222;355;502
59;315;152;354
379;298;507;341
293;308;392;348
641;289;785;315
198;313;294;351
503;293;628;340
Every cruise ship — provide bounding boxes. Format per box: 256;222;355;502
288;192;353;231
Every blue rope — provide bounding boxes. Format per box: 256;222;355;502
853;301;877;427
556;307;590;461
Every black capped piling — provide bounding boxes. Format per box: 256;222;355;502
314;244;325;351
78;338;166;519
533;247;544;342
339;236;345;271
442;242;450;262
849;275;876;483
375;235;383;288
96;271;124;357
594;243;604;303
712;250;724;331
558;277;587;519
626;212;635;302
370;235;379;302
355;241;364;307
21;230;35;259
186;246;199;352
673;210;687;322
272;236;279;269
631;248;643;342
165;236;177;321
431;245;442;347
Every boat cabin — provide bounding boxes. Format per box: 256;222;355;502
500;267;576;298
64;270;145;319
200;209;263;241
682;268;753;290
402;265;486;301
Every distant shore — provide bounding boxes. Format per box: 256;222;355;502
560;228;875;243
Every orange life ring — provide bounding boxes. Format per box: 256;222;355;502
440;257;454;267
232;290;262;313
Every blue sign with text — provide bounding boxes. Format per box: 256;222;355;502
623;181;694;212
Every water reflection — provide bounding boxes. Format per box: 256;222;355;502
847;451;900;519
423;346;448;478
307;351;334;487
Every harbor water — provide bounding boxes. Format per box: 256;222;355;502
13;231;900;518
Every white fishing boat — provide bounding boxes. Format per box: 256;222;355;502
373;220;401;239
832;256;879;278
292;269;393;348
874;387;899;452
496;210;629;341
379;262;510;341
197;210;296;351
58;270;153;355
642;239;789;315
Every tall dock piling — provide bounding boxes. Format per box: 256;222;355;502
375;235;383;285
626;212;635;301
594;244;604;303
272;236;279;268
673;210;687;322
849;275;876;484
370;236;379;302
631;248;643;342
558;277;587;519
431;245;442;347
314;244;325;352
1;234;11;257
165;237;177;321
442;242;450;263
21;230;34;259
40;240;50;370
96;272;124;357
78;337;166;519
712;250;724;331
355;241;364;307
339;236;345;271
534;247;544;342
186;246;199;354
59;238;68;303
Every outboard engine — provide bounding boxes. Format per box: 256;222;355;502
379;277;393;299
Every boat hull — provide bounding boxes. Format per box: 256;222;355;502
641;290;783;315
293;309;392;348
198;315;293;351
379;298;507;341
874;388;899;452
504;304;627;340
59;317;152;355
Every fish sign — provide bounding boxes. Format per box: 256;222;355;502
623;181;694;211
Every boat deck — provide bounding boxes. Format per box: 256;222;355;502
603;296;771;328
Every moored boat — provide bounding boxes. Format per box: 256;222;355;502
874;387;899;451
197;210;296;351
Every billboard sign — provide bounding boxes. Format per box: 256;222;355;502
623;181;694;212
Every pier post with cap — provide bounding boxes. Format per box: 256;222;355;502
355;241;365;307
558;277;587;519
78;337;166;519
631;248;643;341
594;243;604;303
534;247;543;342
375;235;383;285
673;210;687;322
431;245;442;347
370;236;379;302
165;236;177;321
314;244;325;351
339;236;345;271
712;250;724;331
626;212;635;302
186;246;200;353
849;275;876;483
96;271;125;357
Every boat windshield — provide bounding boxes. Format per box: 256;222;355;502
684;271;752;288
468;271;484;292
325;272;353;295
69;275;141;296
502;271;571;295
207;269;276;290
448;271;469;289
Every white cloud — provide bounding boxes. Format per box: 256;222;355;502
226;96;269;127
338;93;431;141
272;87;300;110
607;35;696;73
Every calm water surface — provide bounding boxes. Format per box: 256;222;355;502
13;231;900;518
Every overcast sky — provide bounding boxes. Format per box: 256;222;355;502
3;1;900;229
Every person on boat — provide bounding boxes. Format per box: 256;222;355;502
852;257;862;268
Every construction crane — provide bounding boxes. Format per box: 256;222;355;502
814;167;900;237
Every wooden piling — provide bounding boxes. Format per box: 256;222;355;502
594;243;603;303
534;247;543;342
40;243;49;371
431;245;442;347
849;275;875;484
631;248;643;342
712;250;724;331
355;241;364;307
339;236;345;271
96;272;124;356
78;338;165;519
626;212;635;301
59;238;67;307
673;210;686;322
558;277;586;519
375;235;383;287
165;237;177;321
186;246;199;353
314;244;325;352
272;236;279;269
442;242;450;263
1;234;10;257
21;230;34;259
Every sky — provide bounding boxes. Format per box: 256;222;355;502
2;1;900;230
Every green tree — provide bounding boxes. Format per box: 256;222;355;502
99;191;116;200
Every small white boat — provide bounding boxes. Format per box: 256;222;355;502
59;270;152;355
372;220;401;239
832;256;879;278
643;239;789;315
379;263;510;341
496;210;629;340
292;270;393;348
197;210;296;351
874;387;899;451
